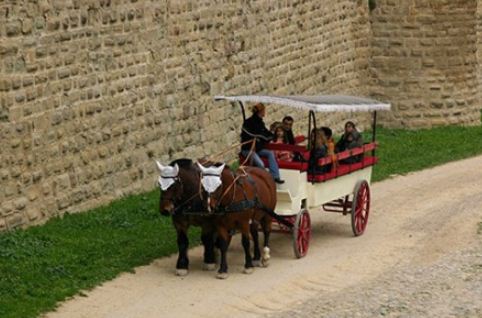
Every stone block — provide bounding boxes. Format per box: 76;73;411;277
3;182;17;197
6;213;25;229
0;78;12;91
71;189;85;203
22;19;33;34
14;197;28;210
1;201;14;216
26;187;39;201
26;208;40;221
55;174;71;191
56;195;71;210
6;21;22;37
47;19;60;31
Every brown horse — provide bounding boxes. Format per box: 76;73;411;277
156;159;217;276
197;162;277;279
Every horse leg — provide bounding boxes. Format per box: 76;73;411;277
261;216;272;267
175;228;189;276
216;226;230;279
242;221;254;274
201;226;216;271
250;221;262;267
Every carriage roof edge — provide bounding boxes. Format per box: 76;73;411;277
213;95;391;113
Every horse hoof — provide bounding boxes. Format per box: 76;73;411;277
262;247;271;266
176;269;188;276
203;263;216;271
243;267;254;274
261;259;270;268
252;260;262;267
263;246;271;257
216;272;229;280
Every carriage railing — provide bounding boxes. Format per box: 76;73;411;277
316;142;378;167
308;142;379;182
264;141;308;154
263;141;379;182
265;141;378;166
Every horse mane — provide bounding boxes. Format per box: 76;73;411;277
196;158;226;168
169;158;193;168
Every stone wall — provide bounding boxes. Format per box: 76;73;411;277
0;0;372;230
369;0;481;128
478;0;482;115
1;0;481;230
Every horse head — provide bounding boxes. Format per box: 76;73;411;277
196;161;227;213
155;160;184;216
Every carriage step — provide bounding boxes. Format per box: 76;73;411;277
276;189;292;202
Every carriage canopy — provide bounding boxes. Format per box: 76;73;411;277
214;95;390;113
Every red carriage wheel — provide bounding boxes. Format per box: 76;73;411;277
292;209;311;258
351;180;371;236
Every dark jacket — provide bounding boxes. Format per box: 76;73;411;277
308;145;330;175
241;114;274;152
284;129;295;145
335;131;363;152
335;131;363;163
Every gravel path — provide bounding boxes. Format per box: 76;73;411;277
272;241;482;318
45;155;482;318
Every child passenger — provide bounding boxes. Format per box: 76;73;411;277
272;125;293;162
308;128;331;175
320;127;337;170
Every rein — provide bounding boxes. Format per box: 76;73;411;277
206;139;256;164
163;175;203;216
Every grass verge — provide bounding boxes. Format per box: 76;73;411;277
0;193;200;318
369;125;482;182
1;124;482;318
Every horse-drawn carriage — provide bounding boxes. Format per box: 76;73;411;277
214;95;390;258
156;95;390;278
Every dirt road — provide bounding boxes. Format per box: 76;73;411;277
45;156;482;318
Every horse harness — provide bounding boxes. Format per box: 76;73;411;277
210;169;293;228
169;169;292;228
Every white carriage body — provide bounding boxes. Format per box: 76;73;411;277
275;166;372;216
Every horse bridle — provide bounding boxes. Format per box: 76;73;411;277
160;175;185;212
200;169;248;214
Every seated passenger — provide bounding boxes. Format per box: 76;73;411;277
308;129;330;175
282;116;295;145
240;103;285;184
281;115;305;162
320;126;338;170
335;121;363;163
272;125;293;162
269;121;283;133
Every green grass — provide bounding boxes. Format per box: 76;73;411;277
1;124;482;318
0;193;201;318
369;125;482;182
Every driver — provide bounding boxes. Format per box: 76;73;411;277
240;103;285;184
